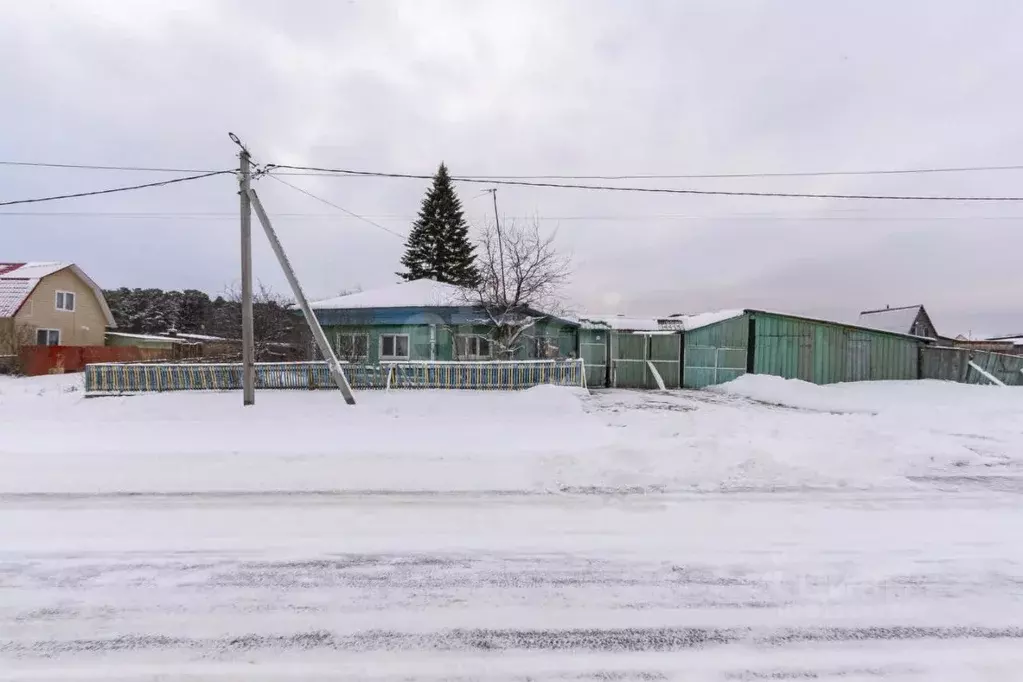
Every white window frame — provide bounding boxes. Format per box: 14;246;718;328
456;334;493;359
379;333;410;360
36;328;61;346
335;332;370;360
55;290;76;312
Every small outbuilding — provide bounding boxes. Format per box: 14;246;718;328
681;310;928;388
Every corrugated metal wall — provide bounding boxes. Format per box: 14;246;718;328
682;315;749;388
752;313;919;383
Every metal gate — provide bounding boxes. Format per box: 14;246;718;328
611;332;681;389
579;339;608;388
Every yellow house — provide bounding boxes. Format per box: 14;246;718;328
0;262;116;355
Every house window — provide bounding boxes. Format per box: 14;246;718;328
455;335;492;359
36;328;60;346
55;291;76;312
380;334;409;360
335;332;369;360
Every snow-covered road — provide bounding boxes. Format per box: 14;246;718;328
2;375;1023;679
3;490;1023;680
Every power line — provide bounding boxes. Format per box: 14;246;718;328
265;165;1023;202
0;170;235;208
6;158;1023;179
0;160;224;173
267;175;405;239
5;210;1023;223
273;163;1023;180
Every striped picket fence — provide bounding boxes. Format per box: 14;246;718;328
84;359;585;395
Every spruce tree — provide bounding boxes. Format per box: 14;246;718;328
398;163;480;286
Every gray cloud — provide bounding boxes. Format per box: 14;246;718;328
3;0;1023;336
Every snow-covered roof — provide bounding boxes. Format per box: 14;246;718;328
576;315;663;331
856;305;923;335
310;279;471;310
578;309;744;333
0;262;67;318
168;332;233;342
0;262;116;326
0;280;33;318
665;309;746;332
106;332;191;344
985;335;1023;346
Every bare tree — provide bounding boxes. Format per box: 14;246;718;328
209;282;307;361
0;322;35;373
467;218;571;359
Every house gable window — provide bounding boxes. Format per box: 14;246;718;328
55;291;76;312
455;335;492;359
36;328;60;346
335;333;369;360
380;333;410;360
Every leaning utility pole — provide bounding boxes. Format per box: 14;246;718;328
248;189;357;405
232;133;255;405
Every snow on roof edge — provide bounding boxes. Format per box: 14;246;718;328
310;279;470;310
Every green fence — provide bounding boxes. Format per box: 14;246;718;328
920;347;1023;386
84;359;586;395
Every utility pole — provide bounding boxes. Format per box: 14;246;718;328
248;189;357;405
232;133;255;406
485;188;507;302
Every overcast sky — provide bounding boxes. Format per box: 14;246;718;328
3;0;1022;336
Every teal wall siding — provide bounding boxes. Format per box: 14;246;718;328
324;324;436;363
751;312;919;384
682;315;749;388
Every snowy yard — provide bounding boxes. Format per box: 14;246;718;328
1;375;1022;679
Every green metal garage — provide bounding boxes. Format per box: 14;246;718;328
682;310;926;389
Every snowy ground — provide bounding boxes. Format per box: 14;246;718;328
1;375;1022;679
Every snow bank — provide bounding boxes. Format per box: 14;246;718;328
0;375;608;495
3;374;1023;495
714;373;1023;417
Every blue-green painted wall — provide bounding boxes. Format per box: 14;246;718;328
323;319;578;362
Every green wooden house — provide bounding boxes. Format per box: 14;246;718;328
310;279;578;363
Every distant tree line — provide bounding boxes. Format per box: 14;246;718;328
103;285;308;360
